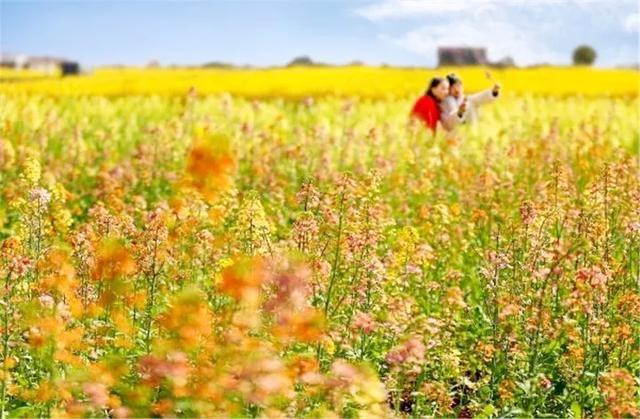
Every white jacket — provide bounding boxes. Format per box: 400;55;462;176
440;88;498;131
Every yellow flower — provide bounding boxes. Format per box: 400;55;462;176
0;139;15;169
52;205;73;233
323;336;336;356
21;156;41;186
218;257;234;269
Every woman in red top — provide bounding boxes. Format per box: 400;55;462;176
410;77;450;134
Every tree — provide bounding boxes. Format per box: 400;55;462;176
573;45;597;65
287;56;314;67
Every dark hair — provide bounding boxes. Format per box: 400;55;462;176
446;73;462;86
425;77;446;100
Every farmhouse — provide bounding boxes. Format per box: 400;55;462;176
0;54;79;75
0;53;28;69
27;56;80;76
438;47;488;66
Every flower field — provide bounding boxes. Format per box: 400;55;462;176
0;68;639;417
1;66;639;98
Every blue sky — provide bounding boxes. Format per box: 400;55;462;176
1;0;638;68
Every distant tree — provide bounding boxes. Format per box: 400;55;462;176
287;56;314;67
202;61;234;68
573;45;597;65
490;56;516;68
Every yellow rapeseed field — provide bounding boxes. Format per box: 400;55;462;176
0;68;57;80
1;66;638;98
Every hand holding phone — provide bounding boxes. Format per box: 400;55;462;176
458;98;468;115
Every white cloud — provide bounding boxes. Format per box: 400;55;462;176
354;0;492;20
623;13;640;32
380;18;566;66
355;0;626;21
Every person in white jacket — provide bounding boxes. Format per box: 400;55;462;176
440;73;501;132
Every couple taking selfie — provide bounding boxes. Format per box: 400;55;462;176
411;73;501;134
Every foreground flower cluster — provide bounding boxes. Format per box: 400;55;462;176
0;91;638;417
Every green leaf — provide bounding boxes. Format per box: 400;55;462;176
8;406;40;418
481;404;497;417
570;402;582;419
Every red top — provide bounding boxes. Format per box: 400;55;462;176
410;94;440;133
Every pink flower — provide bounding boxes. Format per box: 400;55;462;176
331;359;359;382
82;382;109;408
627;221;640;234
386;336;426;367
38;294;54;309
112;407;131;419
28;187;51;207
519;201;536;225
539;374;552;389
352;312;376;334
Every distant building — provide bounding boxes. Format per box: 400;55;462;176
438;47;488;66
27;57;80;76
0;54;79;76
0;53;28;69
27;57;60;74
59;60;80;75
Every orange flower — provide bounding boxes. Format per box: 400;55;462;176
476;341;496;362
219;256;264;305
36;249;77;298
92;240;136;281
35;380;56;402
600;368;640;417
272;308;324;343
185;133;235;202
157;287;212;349
422;381;453;413
152;399;174;417
27;326;46;348
445;286;467;310
498;379;516;402
289;355;320;379
499;303;522;322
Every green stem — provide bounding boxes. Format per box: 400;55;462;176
144;238;160;354
324;191;345;317
1;272;12;418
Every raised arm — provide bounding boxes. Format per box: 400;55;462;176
468;84;500;107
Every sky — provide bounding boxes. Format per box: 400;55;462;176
1;0;638;68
